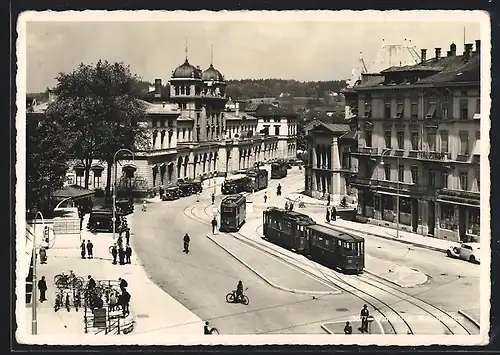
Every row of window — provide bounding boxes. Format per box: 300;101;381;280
366;129;480;155
362;93;480;120
310;234;363;256
261;126;282;135
380;163;480;191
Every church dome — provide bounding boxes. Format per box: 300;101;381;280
201;64;224;82
172;59;201;79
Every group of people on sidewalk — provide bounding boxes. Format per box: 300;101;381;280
108;277;131;316
326;206;337;223
80;240;94;259
110;229;133;265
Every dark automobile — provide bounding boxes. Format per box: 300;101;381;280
87;209;126;233
115;198;134;215
178;183;192;197
162;186;180;201
187;180;203;194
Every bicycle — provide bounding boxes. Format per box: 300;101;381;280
54;273;84;290
54;291;63;312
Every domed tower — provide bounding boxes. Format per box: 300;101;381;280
201;45;228;141
169;43;204;142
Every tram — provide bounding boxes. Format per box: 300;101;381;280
305;224;365;274
262;207;315;252
262;207;365;274
219;194;247;232
246;169;268;191
221;174;251;195
270;162;288;179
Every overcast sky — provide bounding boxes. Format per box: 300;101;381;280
23;12;483;93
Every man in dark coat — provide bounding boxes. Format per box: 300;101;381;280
211;193;215;205
121;288;131;315
111;244;118;265
327;194;331;206
80;241;86;259
119;277;128;292
86;240;94;259
38;276;47;302
211;217;218;234
125;244;132;264
331;206;337;221
118;247;125;265
326;208;331;223
125;228;131;245
359;304;370;333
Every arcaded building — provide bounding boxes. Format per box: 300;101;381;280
28;54;298;193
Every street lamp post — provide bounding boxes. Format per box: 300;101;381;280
113;149;135;243
380;148;400;239
31;210;45;335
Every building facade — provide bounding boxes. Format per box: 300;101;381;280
28;55;297;194
349;41;481;242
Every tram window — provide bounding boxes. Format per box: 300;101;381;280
338;240;342;247
283;221;292;234
325;239;330;249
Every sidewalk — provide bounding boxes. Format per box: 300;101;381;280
21;213;203;341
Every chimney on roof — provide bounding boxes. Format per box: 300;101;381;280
235;102;240;117
154;79;162;98
450;42;457;56
435;47;441;60
475;39;481;55
464;43;474;61
447;50;452;57
421;49;427;63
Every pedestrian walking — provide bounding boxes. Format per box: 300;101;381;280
125;228;131;245
117;236;123;250
111;244;118;265
343;321;352;334
39;246;47;264
121;289;131;315
80;241;86;259
119;277;128;292
87;275;96;299
276;183;282;196
38;276;47;302
331;206;337;221
211;217;218;234
109;291;118;312
86;240;94;259
118;247;125;265
285;201;289;211
125;244;132;264
327;194;331;206
196;192;200;202
326;207;331;223
264;192;268;203
289;202;294;211
211;193;215;205
359;304;370;333
78;207;84;231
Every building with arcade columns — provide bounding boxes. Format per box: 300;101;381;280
27;52;298;194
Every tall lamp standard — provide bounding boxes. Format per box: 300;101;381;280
380;148;400;239
113;149;135;243
31;210;45;335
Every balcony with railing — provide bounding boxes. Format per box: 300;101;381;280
351;147;379;156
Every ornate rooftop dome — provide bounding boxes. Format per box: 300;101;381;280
172;59;201;79
201;64;224;82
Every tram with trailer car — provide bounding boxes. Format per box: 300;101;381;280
270;161;288;179
246;168;268;191
221;174;251;195
219;194;247;232
262;207;315;252
262;207;365;274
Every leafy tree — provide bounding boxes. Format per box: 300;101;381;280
26;112;71;213
45;60;149;200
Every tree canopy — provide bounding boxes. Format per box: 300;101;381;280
44;60;149;198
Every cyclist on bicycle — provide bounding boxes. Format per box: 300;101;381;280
236;280;244;302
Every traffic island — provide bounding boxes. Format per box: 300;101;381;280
321;317;384;334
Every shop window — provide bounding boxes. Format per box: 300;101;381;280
410;131;419;150
384;164;391;180
440;203;456;230
440;132;449;153
384;130;392;148
365;129;372;147
459;171;468;190
460;99;469;120
382;194;393;210
459;132;469;155
399;198;411;214
92;169;102;188
411;166;419;184
396;131;404;150
441;172;449;188
468;209;480;235
398;165;404;182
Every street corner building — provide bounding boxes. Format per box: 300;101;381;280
307;40;481;243
26;54;298;195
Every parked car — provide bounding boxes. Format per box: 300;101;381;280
187;180;203;194
446;242;481;263
162;186;180;201
87;209;126;233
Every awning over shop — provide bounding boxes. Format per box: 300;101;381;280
52;185;95;200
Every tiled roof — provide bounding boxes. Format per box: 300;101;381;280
418;54;480;84
245;103;296;117
309;121;350;133
224;112;258;120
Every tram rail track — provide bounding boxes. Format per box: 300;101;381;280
184;200;476;335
